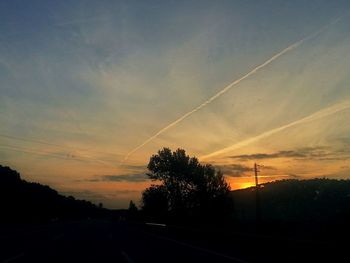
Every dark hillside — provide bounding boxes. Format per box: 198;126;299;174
0;165;105;223
233;178;350;223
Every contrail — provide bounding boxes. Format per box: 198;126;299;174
200;100;350;160
124;15;345;161
0;133;121;158
0;143;119;168
0;133;121;167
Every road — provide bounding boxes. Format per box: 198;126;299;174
0;220;345;263
0;220;249;263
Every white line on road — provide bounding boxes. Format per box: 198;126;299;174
2;252;24;263
146;222;167;227
121;250;134;263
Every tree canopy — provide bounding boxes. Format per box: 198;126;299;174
142;148;232;221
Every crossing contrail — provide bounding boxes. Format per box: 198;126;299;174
0;143;120;168
123;15;345;161
200;99;350;160
0;133;121;167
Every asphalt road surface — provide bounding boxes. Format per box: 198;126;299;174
0;220;250;263
0;220;345;263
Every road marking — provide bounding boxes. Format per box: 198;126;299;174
146;222;167;227
121;250;134;263
2;252;24;263
145;232;250;263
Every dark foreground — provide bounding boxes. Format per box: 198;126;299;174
0;219;347;263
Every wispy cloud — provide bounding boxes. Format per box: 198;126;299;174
60;189;141;204
230;150;307;160
118;164;147;171
201;100;350;160
288;174;301;179
217;164;253;177
91;173;148;183
0;133;123;167
124;14;346;161
229;146;350;161
217;163;276;177
54;17;110;27
60;190;107;201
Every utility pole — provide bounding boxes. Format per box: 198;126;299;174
254;163;259;188
254;163;261;232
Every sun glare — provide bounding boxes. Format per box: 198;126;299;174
239;182;256;189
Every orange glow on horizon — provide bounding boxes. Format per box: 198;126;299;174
238;182;256;189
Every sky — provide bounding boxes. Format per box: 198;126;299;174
1;0;350;208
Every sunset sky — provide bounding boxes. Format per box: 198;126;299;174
1;0;350;208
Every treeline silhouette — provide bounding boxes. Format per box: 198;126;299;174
1;151;347;263
2;146;350;240
233;178;350;223
232;178;350;239
0;165;106;223
134;148;350;241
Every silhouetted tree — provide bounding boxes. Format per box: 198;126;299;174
142;185;168;214
127;200;139;221
128;200;138;212
142;148;232;222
